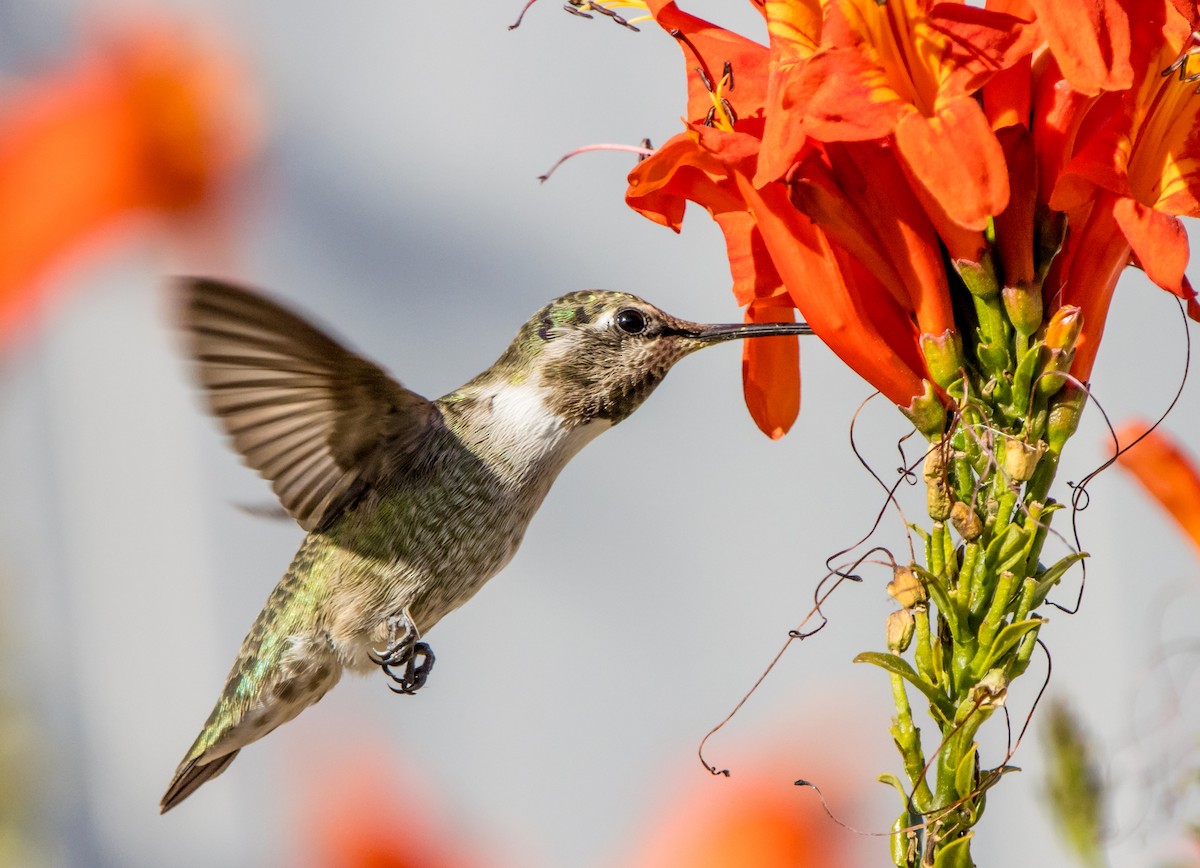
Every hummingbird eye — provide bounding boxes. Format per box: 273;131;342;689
615;308;647;335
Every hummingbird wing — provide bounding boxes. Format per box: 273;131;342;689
178;277;442;531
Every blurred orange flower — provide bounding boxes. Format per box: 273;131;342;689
299;748;484;868
1115;419;1200;554
627;768;860;868
0;20;256;344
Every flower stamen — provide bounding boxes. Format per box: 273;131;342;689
1161;30;1200;92
563;0;650;31
537;141;655;182
698;61;738;131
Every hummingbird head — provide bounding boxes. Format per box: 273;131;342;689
489;290;812;426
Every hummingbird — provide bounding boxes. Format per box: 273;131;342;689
160;277;812;812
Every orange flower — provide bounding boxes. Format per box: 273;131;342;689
627;770;856;868
298;746;483;868
1025;0;1132;95
0;21;255;344
628;1;962;431
627;121;936;426
623;0;1198;433
779;0;1039;230
1115;420;1200;554
1047;1;1200;379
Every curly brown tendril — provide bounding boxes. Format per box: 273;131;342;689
696;558;871;778
1056;295;1193;615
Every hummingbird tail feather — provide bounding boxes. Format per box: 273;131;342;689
160;750;241;813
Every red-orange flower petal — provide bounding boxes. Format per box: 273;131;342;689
1051;3;1200;309
824;140;956;335
627;126;803;435
1111;196;1192;299
786;0;1038;230
756;0;823;183
1048;194;1130;381
743;299;801;439
893;94;1010;230
735;172;930;407
1115;420;1200;555
1028;0;1133;95
993;124;1037;288
629;768;856;868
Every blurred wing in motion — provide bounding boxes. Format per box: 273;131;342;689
178;277;443;530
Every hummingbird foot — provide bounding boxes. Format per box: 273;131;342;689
369;612;436;695
381;641;435;695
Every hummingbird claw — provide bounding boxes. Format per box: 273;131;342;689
383;642;435;695
371;612;435;694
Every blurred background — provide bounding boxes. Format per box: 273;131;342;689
0;1;1198;866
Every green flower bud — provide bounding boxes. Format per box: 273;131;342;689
1048;385;1087;454
920;329;965;391
957;253;999;300
904;380;947;441
1002;281;1043;338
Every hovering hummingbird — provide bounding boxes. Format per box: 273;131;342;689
161;277;812;812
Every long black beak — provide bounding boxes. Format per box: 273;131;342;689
681;320;815;344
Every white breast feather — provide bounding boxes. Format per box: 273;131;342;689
480;378;609;486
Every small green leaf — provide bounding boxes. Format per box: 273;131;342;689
954;743;978;801
855;652;955;720
980;617;1044;673
878;772;910;802
913;565;960;637
1029;552;1087;609
1009;340;1041;418
984;523;1027;574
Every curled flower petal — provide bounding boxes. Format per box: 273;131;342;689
1111;197;1192;299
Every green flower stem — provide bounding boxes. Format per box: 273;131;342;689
971;292;1013;380
879;391;1075;867
1011;622;1042;680
1018;500;1050;578
875;277;1087;866
913;605;935;685
890;672;934;811
955;542;980;612
969;571;1017;673
989;486;1018;548
967;544;995;622
930;522;949;577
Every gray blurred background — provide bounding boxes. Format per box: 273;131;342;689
1;1;1198;865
